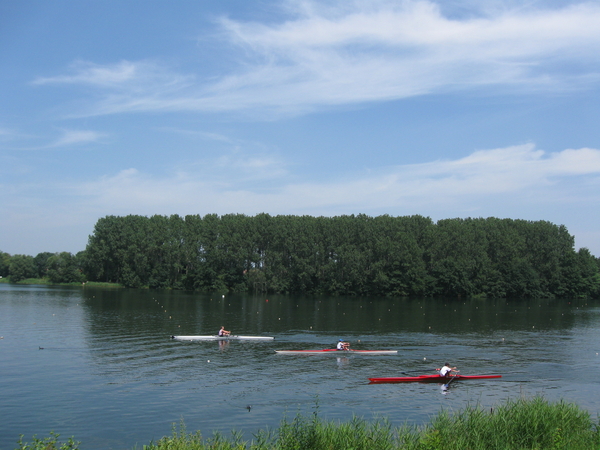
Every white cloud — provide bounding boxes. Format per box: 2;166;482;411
34;1;600;117
0;126;30;143
156;127;238;144
0;128;104;150
49;129;105;148
0;127;14;138
33;60;193;90
33;60;140;87
65;144;600;216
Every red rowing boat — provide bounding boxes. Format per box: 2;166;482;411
368;374;501;384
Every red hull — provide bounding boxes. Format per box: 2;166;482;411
368;374;502;384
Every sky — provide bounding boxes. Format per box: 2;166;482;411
1;0;600;257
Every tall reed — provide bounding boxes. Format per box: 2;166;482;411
413;396;600;450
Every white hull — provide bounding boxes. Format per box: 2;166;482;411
172;335;274;341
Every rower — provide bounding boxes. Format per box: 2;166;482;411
436;363;459;377
337;339;350;351
218;326;231;337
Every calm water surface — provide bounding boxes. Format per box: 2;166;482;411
1;284;599;449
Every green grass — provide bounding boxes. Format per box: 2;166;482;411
15;432;80;450
413;396;600;450
136;396;600;450
15;396;600;450
14;278;52;285
0;276;49;284
0;277;51;285
80;281;124;288
0;277;123;288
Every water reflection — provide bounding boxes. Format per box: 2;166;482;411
336;357;350;368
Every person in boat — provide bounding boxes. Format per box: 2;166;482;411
437;363;458;377
336;339;350;351
218;326;231;337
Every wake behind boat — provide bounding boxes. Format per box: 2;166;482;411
276;349;397;355
368;374;501;384
172;335;274;341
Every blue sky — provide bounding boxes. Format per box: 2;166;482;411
2;0;600;257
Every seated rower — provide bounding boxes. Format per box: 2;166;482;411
218;326;231;337
336;339;350;351
437;362;459;377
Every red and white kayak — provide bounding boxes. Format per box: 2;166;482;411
368;374;501;384
276;349;397;355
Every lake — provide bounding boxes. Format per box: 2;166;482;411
1;284;599;449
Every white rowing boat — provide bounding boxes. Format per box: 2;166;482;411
172;335;274;341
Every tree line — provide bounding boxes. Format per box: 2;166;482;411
2;214;599;298
0;250;85;285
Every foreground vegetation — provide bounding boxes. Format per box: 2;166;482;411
16;396;600;450
3;214;600;298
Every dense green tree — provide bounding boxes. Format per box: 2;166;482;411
0;251;10;277
8;254;37;282
83;215;125;283
33;252;54;278
46;252;85;283
145;214;185;289
557;248;600;298
80;214;600;299
424;218;490;297
369;215;433;296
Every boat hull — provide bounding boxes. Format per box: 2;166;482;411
368;374;502;384
276;349;397;355
172;335;274;341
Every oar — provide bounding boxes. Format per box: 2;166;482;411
443;373;460;388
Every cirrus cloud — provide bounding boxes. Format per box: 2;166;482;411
33;0;600;118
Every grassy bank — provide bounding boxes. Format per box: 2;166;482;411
1;277;53;285
16;396;600;450
0;277;122;288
